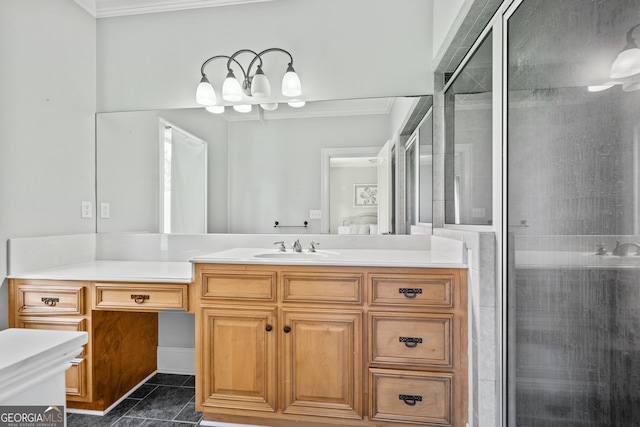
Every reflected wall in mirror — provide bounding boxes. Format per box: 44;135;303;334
96;96;431;234
445;30;493;226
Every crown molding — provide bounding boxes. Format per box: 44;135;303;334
73;0;97;17
94;0;274;18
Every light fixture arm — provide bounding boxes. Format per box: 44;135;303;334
622;23;640;50
199;54;245;77
247;48;294;76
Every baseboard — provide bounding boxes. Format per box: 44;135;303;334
157;346;195;375
67;371;157;416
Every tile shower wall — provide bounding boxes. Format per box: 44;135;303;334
507;0;640;425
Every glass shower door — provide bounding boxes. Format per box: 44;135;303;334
506;0;640;425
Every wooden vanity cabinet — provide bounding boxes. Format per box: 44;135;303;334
9;280;94;402
7;279;185;412
195;264;467;427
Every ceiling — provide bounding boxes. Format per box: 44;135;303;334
75;0;276;18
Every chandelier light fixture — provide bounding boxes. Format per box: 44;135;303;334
196;48;302;113
610;23;640;79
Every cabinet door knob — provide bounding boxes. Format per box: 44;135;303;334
265;325;273;332
283;326;291;333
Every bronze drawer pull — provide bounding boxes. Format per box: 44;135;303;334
398;288;422;299
131;294;150;304
265;325;273;332
41;297;59;306
283;326;291;333
399;394;422;406
399;337;423;348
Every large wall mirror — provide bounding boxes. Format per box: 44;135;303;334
96;96;432;235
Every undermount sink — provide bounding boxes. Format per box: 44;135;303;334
254;250;339;259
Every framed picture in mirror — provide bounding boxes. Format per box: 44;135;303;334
354;184;378;207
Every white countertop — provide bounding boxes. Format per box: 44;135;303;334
7;247;465;283
191;248;466;268
8;260;193;283
0;329;88;402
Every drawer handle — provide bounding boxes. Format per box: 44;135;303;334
398;288;422;299
265;325;273;332
283;326;291;333
399;337;423;348
399;394;422;406
131;294;150;304
41;297;60;306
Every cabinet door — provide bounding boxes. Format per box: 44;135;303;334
200;307;277;412
281;308;362;419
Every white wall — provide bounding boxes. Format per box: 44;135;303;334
0;0;96;329
96;0;433;112
228;114;391;233
96;109;229;233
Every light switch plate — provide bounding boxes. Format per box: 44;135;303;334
309;209;322;219
81;201;92;219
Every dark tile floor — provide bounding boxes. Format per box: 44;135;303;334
67;373;202;427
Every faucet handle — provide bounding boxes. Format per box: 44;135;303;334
595;243;607;256
309;241;319;252
274;241;286;252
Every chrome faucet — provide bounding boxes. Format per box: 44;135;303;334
292;239;302;253
309;241;319;252
612;240;640;256
274;241;286;252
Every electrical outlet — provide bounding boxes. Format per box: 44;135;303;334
309;210;322;219
471;207;485;218
81;201;92;219
100;202;110;219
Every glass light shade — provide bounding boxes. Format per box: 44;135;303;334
196;76;216;106
222;70;243;102
205;105;225;114
587;84;614;92
623;82;640;92
282;64;302;97
288;100;306;108
260;103;278;111
233;104;252;113
250;66;271;98
610;47;640;79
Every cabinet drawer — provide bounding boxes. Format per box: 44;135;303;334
17;317;87;357
66;358;87;397
17;284;85;315
282;272;363;304
202;272;276;302
370;313;452;368
369;274;453;308
370;368;452;426
94;283;188;311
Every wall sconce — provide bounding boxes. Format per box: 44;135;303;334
610;23;640;79
196;48;302;113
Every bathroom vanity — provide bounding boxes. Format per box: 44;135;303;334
6;239;468;426
192;249;468;427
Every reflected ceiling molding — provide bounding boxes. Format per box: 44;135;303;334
94;0;275;18
221;97;395;122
